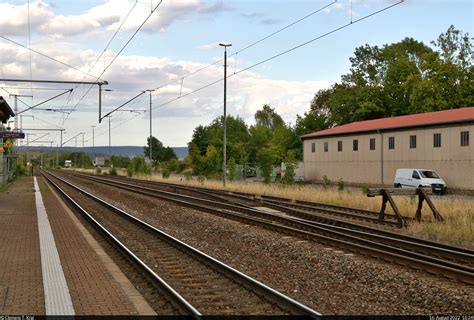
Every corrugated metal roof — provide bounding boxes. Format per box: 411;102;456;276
302;107;474;139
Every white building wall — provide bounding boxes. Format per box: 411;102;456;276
303;123;473;190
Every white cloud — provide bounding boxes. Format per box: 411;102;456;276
0;0;227;38
0;1;53;36
0;30;331;146
196;42;221;51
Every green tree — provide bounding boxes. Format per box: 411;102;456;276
204;145;221;179
128;156;150;176
313;26;473;127
144;136;177;163
282;150;298;185
111;155;131;168
188;115;250;165
291;98;330;159
228;157;236;182
190;125;209;156
188;142;204;175
255;104;285;128
256;148;275;183
248;104;288;164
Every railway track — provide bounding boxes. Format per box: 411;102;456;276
75;172;406;227
55;170;474;284
42;171;321;316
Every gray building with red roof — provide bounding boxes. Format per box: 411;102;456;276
301;107;473;190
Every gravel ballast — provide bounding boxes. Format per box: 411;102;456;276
60;173;474;315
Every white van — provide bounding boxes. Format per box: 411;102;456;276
394;168;447;194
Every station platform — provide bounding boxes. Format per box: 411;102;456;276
0;176;155;315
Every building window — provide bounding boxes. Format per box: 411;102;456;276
434;133;441;148
409;135;417;149
311;142;315;153
369;138;376;150
388;136;395;149
461;131;469;146
353;139;358;151
337;141;342;152
324;141;328;152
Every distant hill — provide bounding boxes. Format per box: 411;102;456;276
17;146;189;159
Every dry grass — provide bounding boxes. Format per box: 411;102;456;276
65;168;474;247
148;175;473;247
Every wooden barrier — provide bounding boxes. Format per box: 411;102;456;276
367;188;443;228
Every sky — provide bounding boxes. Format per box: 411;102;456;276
0;0;472;148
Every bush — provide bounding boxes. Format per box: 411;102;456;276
127;166;133;177
16;162;27;176
282;150;297;185
197;175;206;185
257;148;275;184
96;167;102;175
362;184;369;195
162;167;171;178
323;175;332;188
183;168;193;180
228;158;236;182
128;156;151;175
337;178;345;191
176;160;187;173
109;167;117;176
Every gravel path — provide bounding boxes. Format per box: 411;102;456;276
61;173;474;315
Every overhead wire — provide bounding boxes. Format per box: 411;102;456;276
93;0;339;128
0;86;73;91
27;0;33;99
148;0;405;114
63;0;163;123
93;93;147;139
63;0;139;112
148;1;338;92
0;36;104;81
51;0;338;142
76;1;404;144
234;0;337;55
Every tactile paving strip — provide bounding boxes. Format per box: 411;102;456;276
34;177;75;315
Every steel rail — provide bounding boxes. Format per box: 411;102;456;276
62;171;474;263
41;172;200;316
254;201;474;259
92;173;405;226
43;171;322;316
89;173;472;256
74;172;402;227
56;171;474;284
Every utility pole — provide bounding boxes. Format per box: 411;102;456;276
9;94;32;157
74;136;77;168
149;90;152;163
26;133;30;164
91;125;96;166
81;133;85;168
60;131;64;153
49;141;53;168
108;116;111;161
99;83;102;123
219;43;232;187
9;94;33;132
19;115;34;147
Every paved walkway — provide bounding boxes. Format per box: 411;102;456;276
0;176;155;315
0;176;44;314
